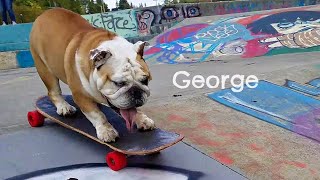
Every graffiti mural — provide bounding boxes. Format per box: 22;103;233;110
137;10;156;35
144;9;320;64
82;10;138;38
184;5;201;18
161;6;181;22
80;0;317;38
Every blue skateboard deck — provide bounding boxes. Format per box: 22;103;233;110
35;95;183;155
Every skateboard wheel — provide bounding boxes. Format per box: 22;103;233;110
106;151;127;171
27;110;45;127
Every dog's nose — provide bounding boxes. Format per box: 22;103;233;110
133;89;142;99
130;87;142;99
129;87;144;107
135;99;143;107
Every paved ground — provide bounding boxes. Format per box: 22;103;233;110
2;5;320;180
1;125;246;180
144;52;320;180
1;51;320;179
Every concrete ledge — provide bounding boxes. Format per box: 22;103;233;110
0;52;17;70
16;50;34;68
0;23;32;52
0;50;33;70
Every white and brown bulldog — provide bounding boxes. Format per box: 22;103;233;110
29;8;155;142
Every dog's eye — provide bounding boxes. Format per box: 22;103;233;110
113;81;126;87
140;77;148;86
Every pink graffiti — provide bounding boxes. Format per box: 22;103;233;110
216;4;227;15
293;108;320;142
137;10;155;35
156;23;208;44
144;47;162;55
242;39;269;58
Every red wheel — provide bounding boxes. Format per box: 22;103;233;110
106;151;127;171
27;110;45;127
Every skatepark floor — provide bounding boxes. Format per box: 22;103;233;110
1;51;320;179
2;6;320;179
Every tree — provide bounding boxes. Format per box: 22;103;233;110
179;0;200;3
95;0;109;12
87;0;100;13
116;1;119;8
5;0;110;23
172;0;178;4
118;0;131;10
163;0;179;5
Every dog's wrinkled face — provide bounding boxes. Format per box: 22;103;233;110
89;37;151;109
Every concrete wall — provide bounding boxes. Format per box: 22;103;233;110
0;23;33;69
0;0;318;69
84;0;318;38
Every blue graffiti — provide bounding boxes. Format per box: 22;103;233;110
148;23;254;63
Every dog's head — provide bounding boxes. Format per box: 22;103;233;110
89;37;151;110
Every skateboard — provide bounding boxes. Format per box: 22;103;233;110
27;95;184;171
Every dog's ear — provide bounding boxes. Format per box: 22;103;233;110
89;49;112;69
134;41;149;56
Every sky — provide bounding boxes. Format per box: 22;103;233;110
103;0;162;9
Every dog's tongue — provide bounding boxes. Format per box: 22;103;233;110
119;108;137;131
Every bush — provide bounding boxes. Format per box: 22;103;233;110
0;0;108;24
12;4;45;23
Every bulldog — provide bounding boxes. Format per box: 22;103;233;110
29;8;155;142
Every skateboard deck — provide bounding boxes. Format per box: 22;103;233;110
34;95;184;155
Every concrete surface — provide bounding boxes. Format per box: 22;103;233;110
1;51;320;179
1;5;319;70
0;52;17;70
0;125;245;180
2;4;320;179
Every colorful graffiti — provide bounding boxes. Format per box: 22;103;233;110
144;9;320;64
137;10;155;35
82;10;138;38
81;0;317;38
184;5;201;18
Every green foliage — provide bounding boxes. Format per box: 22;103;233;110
164;0;179;5
87;0;109;14
12;4;44;23
1;0;109;23
180;0;203;3
118;0;131;10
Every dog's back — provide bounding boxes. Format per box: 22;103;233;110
30;8;94;83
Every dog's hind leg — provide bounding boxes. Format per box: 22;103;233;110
31;48;76;116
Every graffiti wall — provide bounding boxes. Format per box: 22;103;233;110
81;0;318;38
135;4;201;36
144;8;320;64
82;10;138;38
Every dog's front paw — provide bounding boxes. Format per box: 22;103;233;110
56;102;76;116
136;114;156;131
96;123;119;142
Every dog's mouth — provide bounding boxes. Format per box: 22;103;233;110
105;98;137;132
119;108;137;131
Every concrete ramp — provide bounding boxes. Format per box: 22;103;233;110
145;5;320;64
